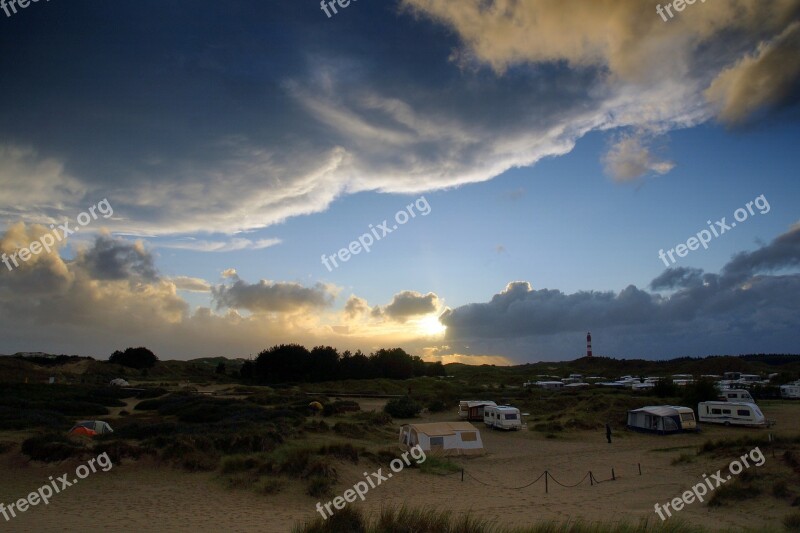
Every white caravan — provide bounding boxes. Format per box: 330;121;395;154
718;389;755;403
781;384;800;399
697;401;767;427
483;405;522;430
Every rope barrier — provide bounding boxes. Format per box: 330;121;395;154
464;469;547;490
547;471;591;488
456;463;651;491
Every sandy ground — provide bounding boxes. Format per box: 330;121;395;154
0;400;797;532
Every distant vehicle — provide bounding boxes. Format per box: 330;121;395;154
535;381;564;390
483;405;522;430
458;400;496;421
738;374;762;383
627;405;696;434
781;383;800;399
697;401;767;427
724;372;742;381
718;389;755;403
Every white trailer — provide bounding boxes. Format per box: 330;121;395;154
781;384;800;399
718;389;755;403
697;401;767;427
483;405;522;430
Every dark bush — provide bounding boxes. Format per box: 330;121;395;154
425;399;449;413
21;434;85;462
333;422;366;439
322;400;361;417
318;443;360;463
384;396;421;418
93;441;152;463
136;388;168;399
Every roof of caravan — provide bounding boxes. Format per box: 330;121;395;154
629;406;681;417
403;422;479;436
465;401;496;407
493;405;520;411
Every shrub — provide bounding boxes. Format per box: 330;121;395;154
322;400;361;417
318;443;360;463
784;512;800;530
774;480;792;499
306;475;335;498
21;434;85;462
426;398;449;413
256;477;285;495
294;506;367;533
333;422;366;439
384;396;421;418
93;441;151;463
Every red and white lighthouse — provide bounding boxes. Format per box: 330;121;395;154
586;331;593;358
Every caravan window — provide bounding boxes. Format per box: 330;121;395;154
723;409;731;415
712;409;722;415
461;432;477;442
505;414;518;420
680;413;694;422
430;437;444;446
737;410;750;416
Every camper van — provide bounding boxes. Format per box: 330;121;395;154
718;389;755;403
458;400;497;421
626;405;695;434
781;384;800;399
483;405;522;430
697;401;767;427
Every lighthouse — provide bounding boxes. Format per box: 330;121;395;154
586;332;593;358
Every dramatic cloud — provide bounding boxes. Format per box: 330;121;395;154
441;224;800;359
157;237;282;253
344;295;370;319
0;1;795;239
706;22;800;124
375;290;440;322
603;132;675;182
76;234;159;282
172;276;212;293
212;278;338;314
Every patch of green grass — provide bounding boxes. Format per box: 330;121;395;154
670;453;696;465
708;478;759;507
418;456;461;475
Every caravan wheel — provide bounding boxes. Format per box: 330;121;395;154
724;421;731;427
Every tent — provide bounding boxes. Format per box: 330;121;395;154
399;422;485;456
69;420;114;436
627;406;688;435
109;378;130;387
69;426;97;437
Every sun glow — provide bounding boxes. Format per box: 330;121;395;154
416;314;447;337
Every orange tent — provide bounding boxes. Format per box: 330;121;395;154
68;426;97;437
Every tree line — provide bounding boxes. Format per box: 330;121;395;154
240;344;446;383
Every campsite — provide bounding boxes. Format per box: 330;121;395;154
3;357;800;532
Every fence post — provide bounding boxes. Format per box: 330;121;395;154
461;468;464;482
590;471;593;486
638;463;642;476
545;471;549;494
612;468;616;481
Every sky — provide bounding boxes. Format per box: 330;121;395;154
0;0;798;364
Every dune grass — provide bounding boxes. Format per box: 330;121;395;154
292;505;716;533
